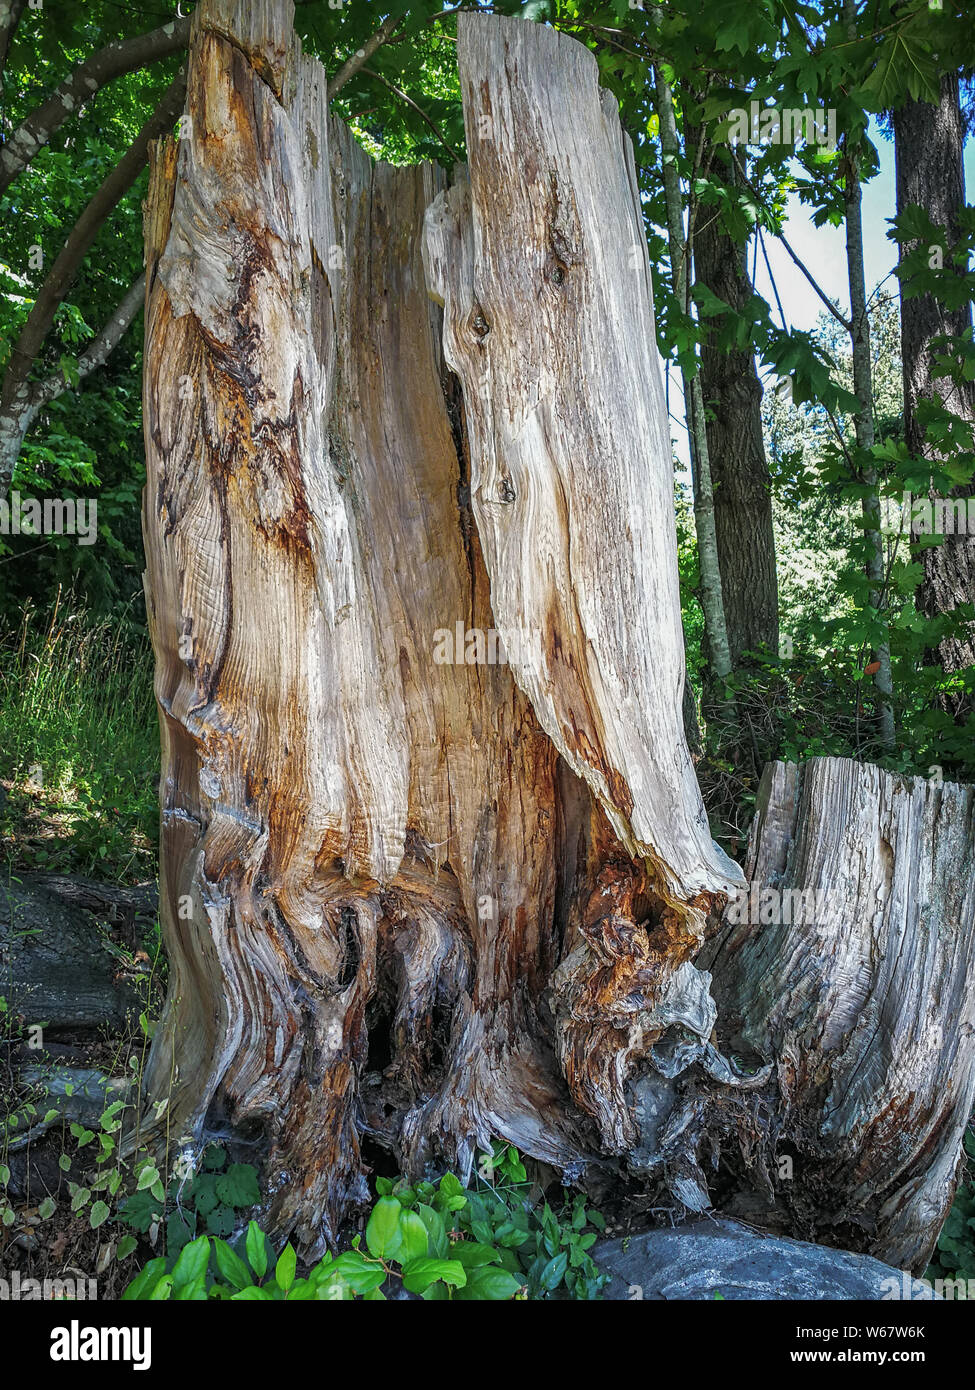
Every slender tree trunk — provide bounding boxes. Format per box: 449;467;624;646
843;137;896;747
0;70;186;491
0;16;191;195
0;0;26;88
693;150;779;667
652;68;735;694
140;1;975;1270
0;274;145;456
893;74;975;696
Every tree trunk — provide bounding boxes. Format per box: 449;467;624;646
694;152;779;668
0;70;187;491
141;0;975;1270
843;130;895;747
893;74;975;690
652;68;736;696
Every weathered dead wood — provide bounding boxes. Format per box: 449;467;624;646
424;18;727;900
140;1;741;1252
704;757;975;1271
140;0;975;1270
423;14;746;1161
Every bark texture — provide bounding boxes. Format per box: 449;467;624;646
653;67;734;690
894;75;975;689
843;133;894;746
704;757;975;1271
694;155;779;668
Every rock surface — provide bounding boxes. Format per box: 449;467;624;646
0;875;152;1032
592;1218;937;1300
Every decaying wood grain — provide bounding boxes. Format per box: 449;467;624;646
703;757;975;1270
423;14;748;1161
424;17;731;903
141;0;743;1251
141;0;975;1267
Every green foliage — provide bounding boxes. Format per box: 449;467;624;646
1;1066;159;1264
717;289;975;784
121;1145;607;1301
118;1146;260;1259
0;599;158;880
4;0;975;1304
1;5;181;615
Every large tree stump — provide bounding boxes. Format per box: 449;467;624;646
140;0;975;1268
140;1;741;1252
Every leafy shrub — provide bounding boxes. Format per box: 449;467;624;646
122;1147;607;1301
118;1145;260;1257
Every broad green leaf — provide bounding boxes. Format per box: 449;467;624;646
245;1220;268;1278
401;1257;467;1293
121;1258;166;1301
452;1241;503;1269
89;1200;111;1229
205;1204;235;1238
215;1163;260;1208
171;1234;211;1288
191;1174;219;1215
397;1209;429;1264
136;1164;159;1191
212;1238;252;1291
538;1252;569;1291
326;1252;387;1293
276;1243;297;1292
366;1196;403;1260
416;1203;448;1258
456;1266;523;1301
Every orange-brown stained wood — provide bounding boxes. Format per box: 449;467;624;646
142;0;601;1251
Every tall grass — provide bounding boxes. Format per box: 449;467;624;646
0;591;158;882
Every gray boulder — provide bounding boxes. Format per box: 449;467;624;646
0;874;153;1033
593;1218;936;1300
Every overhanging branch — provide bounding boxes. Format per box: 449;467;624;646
0;16;191;195
326;12;404;102
0;70;185;491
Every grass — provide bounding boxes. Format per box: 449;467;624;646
0;591;159;884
